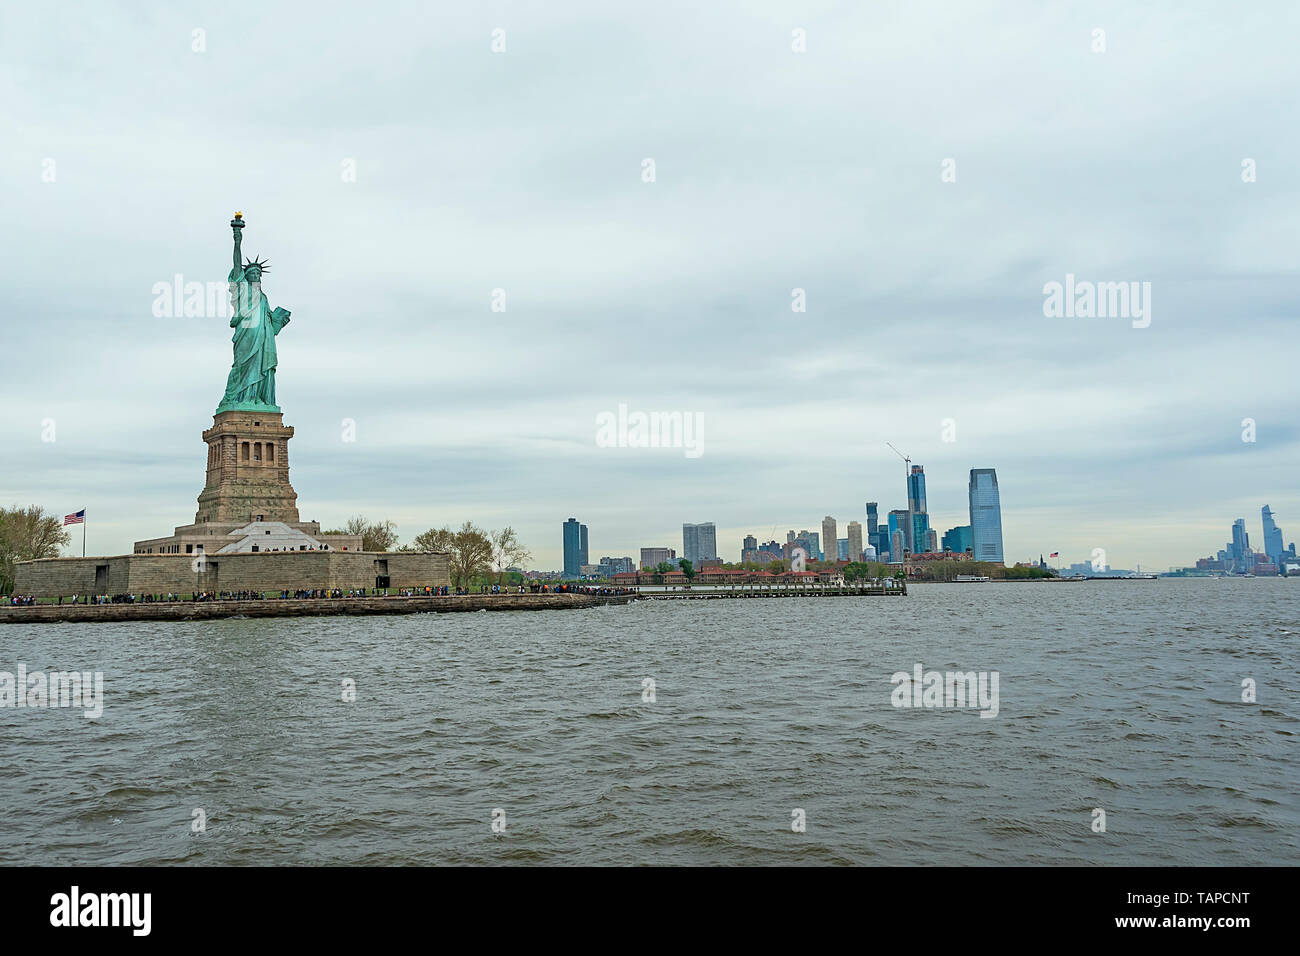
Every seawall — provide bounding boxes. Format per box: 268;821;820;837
0;592;632;625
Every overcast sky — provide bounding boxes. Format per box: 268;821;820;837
2;1;1297;570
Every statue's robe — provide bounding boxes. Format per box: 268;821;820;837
218;264;290;410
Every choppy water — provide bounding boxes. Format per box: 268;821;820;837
1;579;1296;865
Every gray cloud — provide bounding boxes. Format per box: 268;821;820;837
2;1;1298;570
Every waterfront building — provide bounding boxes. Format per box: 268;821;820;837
563;518;588;577
1230;518;1249;572
908;466;927;514
822;517;837;562
639;546;676;570
787;530;820;562
682;522;718;564
744;540;785;564
887;509;909;555
598;556;635;576
942;525;973;554
968;468;1004;564
1262;506;1285;566
910;511;931;558
865;502;888;557
846;521;863;563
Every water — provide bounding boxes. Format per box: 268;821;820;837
1;579;1295;865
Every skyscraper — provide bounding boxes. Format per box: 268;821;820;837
908;465;927;514
968;469;1004;564
742;534;757;554
865;502;886;557
911;511;931;555
639;547;676;569
682;522;718;564
1262;506;1284;565
942;525;972;554
846;521;863;563
563;518;588;577
1231;518;1249;571
821;516;837;563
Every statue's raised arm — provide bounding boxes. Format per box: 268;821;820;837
231;212;245;273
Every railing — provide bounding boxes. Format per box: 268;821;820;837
634;580;906;598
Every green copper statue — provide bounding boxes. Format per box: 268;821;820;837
217;213;292;413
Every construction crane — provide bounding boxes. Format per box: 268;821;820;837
886;443;913;557
886;442;910;471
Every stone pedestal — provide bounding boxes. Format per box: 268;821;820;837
194;411;300;525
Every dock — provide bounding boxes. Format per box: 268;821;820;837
635;582;907;600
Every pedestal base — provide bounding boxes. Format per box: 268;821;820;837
194;410;300;525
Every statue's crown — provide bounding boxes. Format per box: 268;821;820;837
243;255;270;273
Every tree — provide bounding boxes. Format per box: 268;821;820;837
450;522;494;588
0;505;71;595
766;559;786;575
333;516;399;552
491;527;532;584
651;561;673;584
408;527;454;553
678;558;695;582
407;522;493;589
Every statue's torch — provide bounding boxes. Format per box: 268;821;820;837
231;211;245;234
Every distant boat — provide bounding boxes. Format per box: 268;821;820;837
954;575;990;582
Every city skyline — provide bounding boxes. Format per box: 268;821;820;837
552;480;1293;576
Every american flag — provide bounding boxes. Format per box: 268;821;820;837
63;509;85;526
1049;552;1059;558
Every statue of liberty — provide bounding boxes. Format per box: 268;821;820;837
217;213;292;412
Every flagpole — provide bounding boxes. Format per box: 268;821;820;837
83;511;86;558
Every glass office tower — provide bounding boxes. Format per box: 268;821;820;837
563;517;587;577
968;469;1004;564
907;465;927;514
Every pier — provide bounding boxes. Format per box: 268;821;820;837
635;581;907;600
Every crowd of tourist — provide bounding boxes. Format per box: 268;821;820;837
550;583;638;596
7;582;641;607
